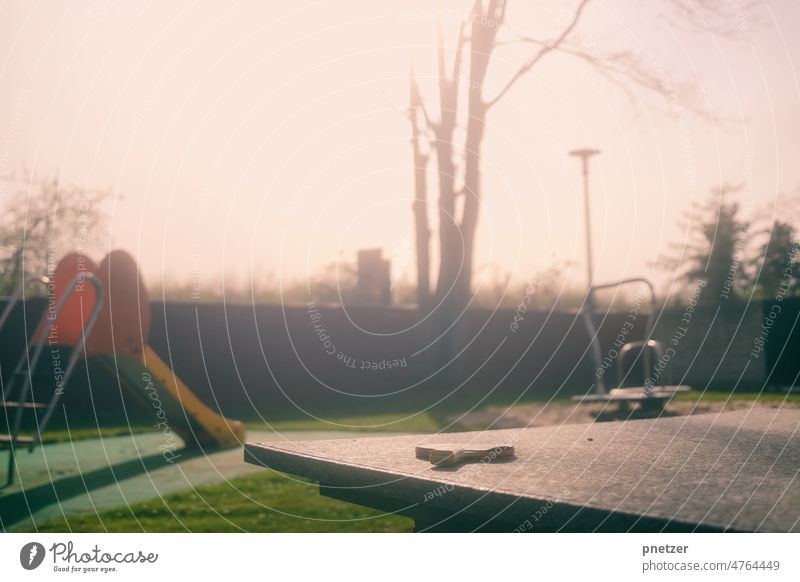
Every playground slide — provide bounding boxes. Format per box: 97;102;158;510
100;347;245;449
48;249;245;450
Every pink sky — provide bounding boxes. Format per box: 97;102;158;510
1;0;798;298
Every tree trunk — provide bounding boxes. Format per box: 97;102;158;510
409;73;431;313
433;138;460;306
436;3;496;329
412;178;430;313
458;107;485;310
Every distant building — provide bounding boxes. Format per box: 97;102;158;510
357;248;391;306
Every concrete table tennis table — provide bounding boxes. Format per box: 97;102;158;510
244;409;800;532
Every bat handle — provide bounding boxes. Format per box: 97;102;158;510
429;448;465;466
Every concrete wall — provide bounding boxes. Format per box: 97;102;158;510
1;297;795;424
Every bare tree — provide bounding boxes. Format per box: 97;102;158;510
0;178;109;294
406;0;752;359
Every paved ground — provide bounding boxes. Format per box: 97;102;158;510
0;430;394;531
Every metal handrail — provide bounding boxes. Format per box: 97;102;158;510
587;277;658;340
617;339;667;390
30;273;105;447
583;277;661;395
0;275;50;335
3;272;105;486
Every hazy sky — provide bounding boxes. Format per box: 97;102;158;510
1;0;799;297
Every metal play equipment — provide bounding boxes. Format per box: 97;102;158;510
0;255;105;487
1;250;245;487
572;277;690;411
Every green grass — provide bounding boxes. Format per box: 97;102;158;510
21;391;800;445
33;471;412;533
5;411;444;446
250;411;443;433
674;391;800;403
0;423;158;445
26;391;799;533
36;425;157;444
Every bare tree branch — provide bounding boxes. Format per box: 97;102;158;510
660;0;764;39
408;63;435;139
485;0;592;109
436;16;456;136
415;89;435;135
451;1;479;82
555;42;711;119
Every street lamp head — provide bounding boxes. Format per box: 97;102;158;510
568;148;600;159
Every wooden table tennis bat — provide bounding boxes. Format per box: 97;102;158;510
415;443;515;467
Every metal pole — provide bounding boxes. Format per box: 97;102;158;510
570;148;602;394
581;157;593;288
569;149;600;290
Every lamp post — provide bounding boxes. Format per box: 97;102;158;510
569;148;600;289
570;148;604;394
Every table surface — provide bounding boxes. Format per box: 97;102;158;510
244;408;800;532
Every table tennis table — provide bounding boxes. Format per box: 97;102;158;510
245;409;800;532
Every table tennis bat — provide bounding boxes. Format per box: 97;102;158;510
415;443;515;467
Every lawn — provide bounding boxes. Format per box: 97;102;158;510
33;392;799;444
17;411;444;445
33;471;412;533
248;411;444;433
673;390;800;403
